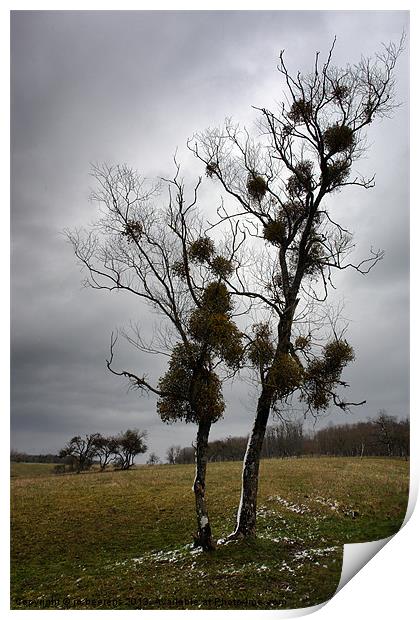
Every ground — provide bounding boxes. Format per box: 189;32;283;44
11;457;409;610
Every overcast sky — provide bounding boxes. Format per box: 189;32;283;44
11;10;409;460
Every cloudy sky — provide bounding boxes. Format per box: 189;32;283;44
11;10;409;461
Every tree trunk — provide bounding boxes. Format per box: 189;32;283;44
229;302;297;539
229;388;272;538
193;418;215;551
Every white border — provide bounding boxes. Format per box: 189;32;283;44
4;3;417;619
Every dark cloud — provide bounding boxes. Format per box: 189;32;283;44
11;11;409;459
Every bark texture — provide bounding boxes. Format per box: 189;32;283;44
193;418;215;550
230;388;272;538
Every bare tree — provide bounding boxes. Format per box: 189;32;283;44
166;445;182;464
372;410;400;457
113;429;148;470
59;433;99;473
67;162;243;550
147;452;161;465
190;37;404;538
92;434;119;471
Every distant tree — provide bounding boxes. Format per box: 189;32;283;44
166;445;181;464
262;421;303;459
175;446;196;464
207;435;248;462
59;434;99;473
372;410;402;457
10;451;26;463
395;417;410;459
147;452;161;465
190;37;404;538
92;434;119;471
113;429;148;470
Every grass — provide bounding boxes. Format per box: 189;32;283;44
11;463;57;478
10;457;409;610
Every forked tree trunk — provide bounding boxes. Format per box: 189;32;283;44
193;418;215;551
229;388;272;538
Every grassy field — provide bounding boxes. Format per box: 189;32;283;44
11;457;409;610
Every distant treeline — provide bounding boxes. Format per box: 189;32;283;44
12;412;409;467
167;412;409;464
10;452;65;464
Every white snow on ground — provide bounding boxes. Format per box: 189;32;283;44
268;496;311;514
293;547;339;562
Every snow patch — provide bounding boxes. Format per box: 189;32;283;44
293;546;338;562
268;496;310;514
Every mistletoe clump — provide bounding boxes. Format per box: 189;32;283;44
188;236;215;263
323;124;354;155
302;339;355;411
171;259;187;279
287;160;314;197
247;174;267;201
206;162;218;178
263;218;286;246
288;99;313;124
189;282;243;369
157;343;225;424
122;219;143;242
295;335;311;351
323;158;351;190
248;322;275;369
331;83;350;102
200;281;233;314
323;340;355;372
282;200;307;221
210;255;235;278
267;353;304;398
190;312;243;368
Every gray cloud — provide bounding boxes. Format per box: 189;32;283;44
11;11;409;460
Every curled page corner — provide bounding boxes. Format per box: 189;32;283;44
335;476;416;597
336;535;393;594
